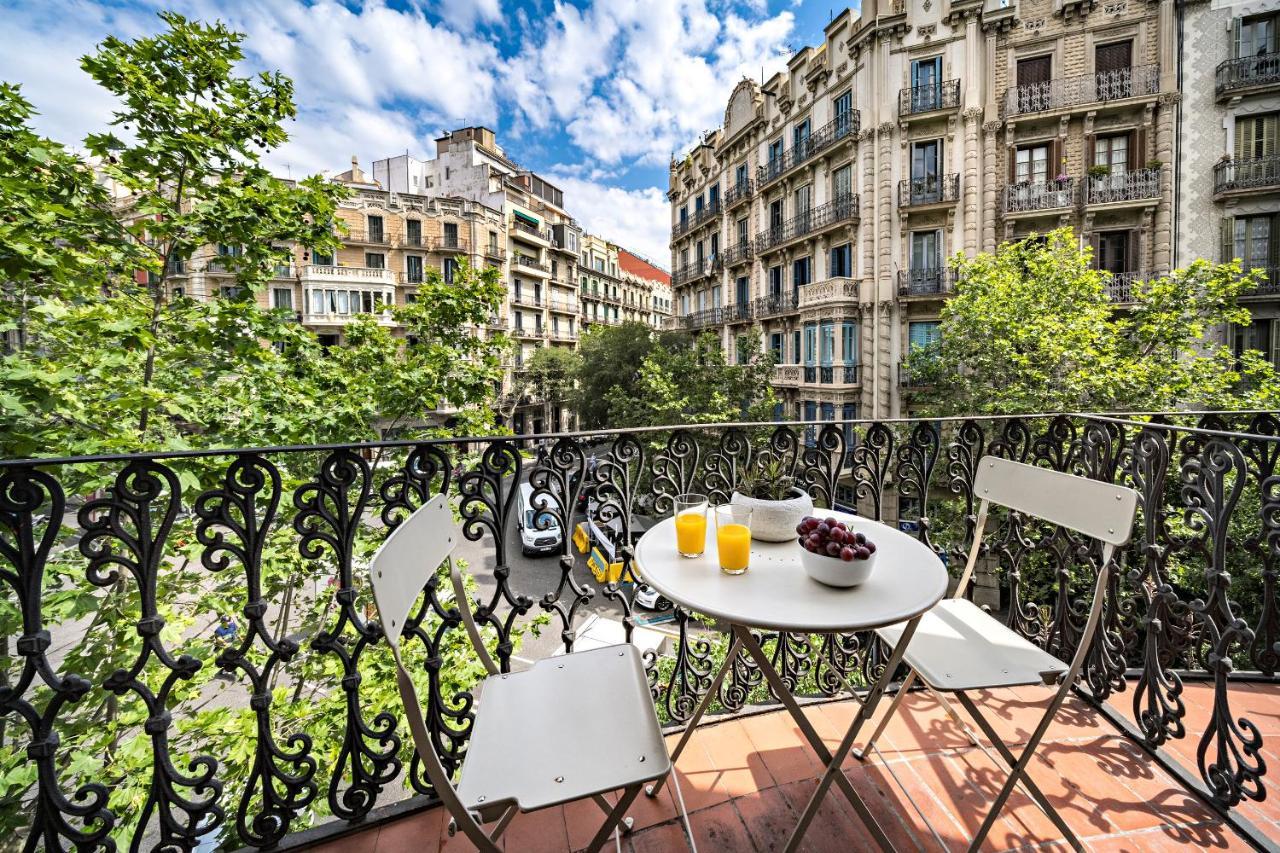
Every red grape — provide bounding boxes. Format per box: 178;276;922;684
840;546;855;561
865;541;876;554
854;546;871;559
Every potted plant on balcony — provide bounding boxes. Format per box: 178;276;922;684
731;456;815;542
1086;164;1112;180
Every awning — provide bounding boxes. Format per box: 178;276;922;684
513;210;539;226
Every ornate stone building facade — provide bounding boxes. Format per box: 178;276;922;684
1178;0;1280;360
669;0;1179;420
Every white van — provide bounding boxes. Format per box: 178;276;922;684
517;483;563;556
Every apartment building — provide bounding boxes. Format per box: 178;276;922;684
618;250;674;328
127;158;503;349
373;128;582;434
1179;1;1280;363
669;0;1177;420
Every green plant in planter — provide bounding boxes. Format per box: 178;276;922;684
739;455;798;501
1146;159;1163;170
1086;164;1112;179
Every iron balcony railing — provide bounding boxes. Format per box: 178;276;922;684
722;241;754;267
672;257;719;286
1004;65;1160;117
899;174;961;207
1101;270;1166;304
431;235;466;252
757;113;861;187
1214;154;1280;195
753;291;800;318
1085;168;1161;205
899;80;961;116
897;268;956;297
4;413;1280;850
512;291;543;308
724;179;754;209
1003;177;1077;214
1242;266;1280;298
512;219;552;242
692;201;721;230
723;301;754;323
513;254;550;273
672;217;692;239
1216;52;1280;96
898;362;931;386
755;194;859;254
484;244;506;261
402;232;424;247
802;365;860;384
676;306;722;329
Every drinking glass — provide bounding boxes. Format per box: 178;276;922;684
674;494;709;558
714;504;753;575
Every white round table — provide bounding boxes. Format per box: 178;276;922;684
633;508;947;853
632;509;947;634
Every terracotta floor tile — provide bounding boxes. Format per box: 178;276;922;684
739;709;825;786
875;691;976;758
1030;738;1162;834
626;820;690;853
730;785;800;853
623;778;682;832
499;806;570;853
768;773;870;845
687;799;756;852
843;762;943;853
374;808;446;853
304;829;381;853
941;743;1067;849
861;757;971;851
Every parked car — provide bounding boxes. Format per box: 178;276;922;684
517;483;562;557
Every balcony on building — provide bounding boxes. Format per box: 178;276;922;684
898;360;931;387
513;253;552;276
1003;178;1077;217
722;241;754;268
301;266;397;326
342;225;392;246
773;363;802;387
756;112;861;189
430;234;468;254
1083;167;1161;208
1241;266;1280;299
672;256;718;287
484;243;507;262
801;364;860;386
511;216;552;246
1101;270;1165;305
898;174;960;210
9;413;1280;853
1216;51;1280;100
754;194;860;256
897;268;956;299
898;79;961;119
723;301;754;324
753;290;800;320
798;276;859;309
1003;65;1159;119
723;178;754;210
512;324;544;339
511;289;544;309
1214;154;1280;197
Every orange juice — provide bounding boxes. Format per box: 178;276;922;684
717;523;752;574
675;512;707;556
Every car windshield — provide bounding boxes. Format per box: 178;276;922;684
525;509;559;531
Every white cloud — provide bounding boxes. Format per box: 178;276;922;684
503;0;794;166
549;172;671;265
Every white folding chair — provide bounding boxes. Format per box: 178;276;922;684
855;456;1138;852
368;494;671;853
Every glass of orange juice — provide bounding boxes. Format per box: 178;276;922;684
674;494;709;558
714;505;753;575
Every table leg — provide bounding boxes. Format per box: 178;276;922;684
730;625;896;852
772;616;924;853
646;630;743;799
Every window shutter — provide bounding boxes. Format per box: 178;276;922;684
1086;134;1097;167
1236;117;1251;162
1089;232;1101;267
1264;114;1278;158
1127;229;1141;273
1233;16;1244;61
1133;129;1146;169
1270;215;1280;269
1008;147;1018;182
1221;217;1236;262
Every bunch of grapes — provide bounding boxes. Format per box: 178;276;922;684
796;516;875;561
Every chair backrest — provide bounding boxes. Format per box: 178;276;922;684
974;456;1137;546
368;493;459;657
366;494;501;852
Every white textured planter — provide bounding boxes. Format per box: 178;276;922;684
730;488;814;542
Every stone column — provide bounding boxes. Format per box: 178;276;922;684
1153;93;1180;271
963;108;983;256
982;122;1001;253
878;122;895;419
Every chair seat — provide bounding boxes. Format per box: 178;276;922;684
456;644;670;813
876;599;1069;692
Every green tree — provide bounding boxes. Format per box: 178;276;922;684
0;15;516;849
907;228;1280;415
572;321;666;428
607;331;778;427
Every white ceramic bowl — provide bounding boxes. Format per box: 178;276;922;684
799;546;878;587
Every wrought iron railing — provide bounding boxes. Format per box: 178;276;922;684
7;412;1280;849
899;80;961;116
1004;65;1160;116
512;220;551;242
513;254;550;272
1216;52;1280;96
1003;178;1077;213
897;268;956;297
899;174;961;207
724;179;754;209
754;195;859;254
1214;154;1280;195
1085;168;1161;205
722;242;753;267
1242;266;1280;297
723;301;754;323
1101;270;1166;304
754;291;800;318
757;113;861;187
672;257;718;286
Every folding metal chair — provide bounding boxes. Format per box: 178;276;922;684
368;494;672;853
855;456;1138;852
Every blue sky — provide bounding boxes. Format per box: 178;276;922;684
0;0;854;262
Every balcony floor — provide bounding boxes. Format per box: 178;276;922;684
301;681;1274;852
